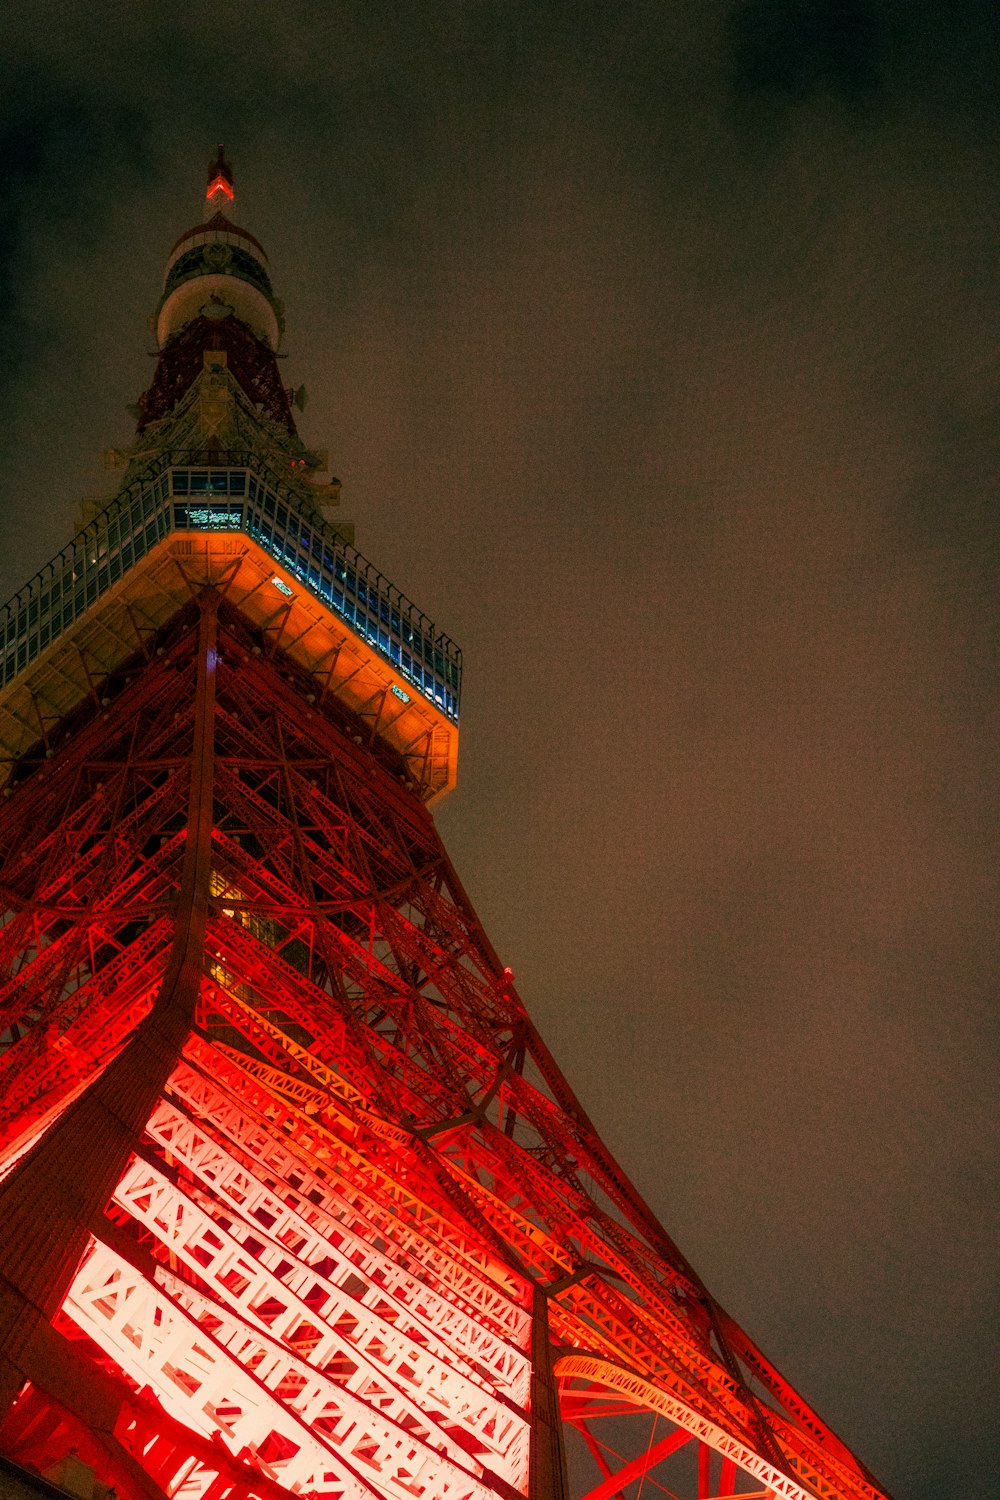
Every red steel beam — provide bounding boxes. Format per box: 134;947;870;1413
580;1427;692;1500
0;595;218;1413
579;1425;629;1500
699;1439;712;1497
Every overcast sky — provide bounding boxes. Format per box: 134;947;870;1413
1;4;998;1498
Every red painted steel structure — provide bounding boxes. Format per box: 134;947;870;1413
0;160;893;1500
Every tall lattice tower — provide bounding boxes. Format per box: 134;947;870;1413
0;155;891;1500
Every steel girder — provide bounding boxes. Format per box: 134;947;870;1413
0;595;891;1500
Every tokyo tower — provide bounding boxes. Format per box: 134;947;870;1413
0;151;892;1500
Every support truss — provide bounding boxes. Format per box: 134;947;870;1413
0;597;891;1500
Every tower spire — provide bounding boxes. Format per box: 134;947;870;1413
205;142;235;214
134;149;294;441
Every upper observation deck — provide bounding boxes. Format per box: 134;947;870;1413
0;152;462;801
0;450;461;801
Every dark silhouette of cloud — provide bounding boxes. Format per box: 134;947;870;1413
730;0;883;104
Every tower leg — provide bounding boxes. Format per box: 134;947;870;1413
0;596;219;1415
529;1287;570;1500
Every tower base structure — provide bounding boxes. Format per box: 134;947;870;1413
0;589;890;1500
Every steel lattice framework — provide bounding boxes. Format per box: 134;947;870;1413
0;158;893;1500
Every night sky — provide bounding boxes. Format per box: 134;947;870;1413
1;5;998;1498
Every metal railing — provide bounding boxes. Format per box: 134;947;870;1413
0;452;461;720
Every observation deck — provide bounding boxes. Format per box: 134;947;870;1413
0;451;460;800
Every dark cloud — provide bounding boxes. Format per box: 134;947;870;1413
730;0;883;104
0;85;151;383
1;5;997;1499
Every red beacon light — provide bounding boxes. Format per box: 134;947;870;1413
206;143;235;205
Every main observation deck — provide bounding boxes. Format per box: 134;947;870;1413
0;452;461;800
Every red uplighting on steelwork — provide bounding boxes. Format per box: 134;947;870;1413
0;153;896;1500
